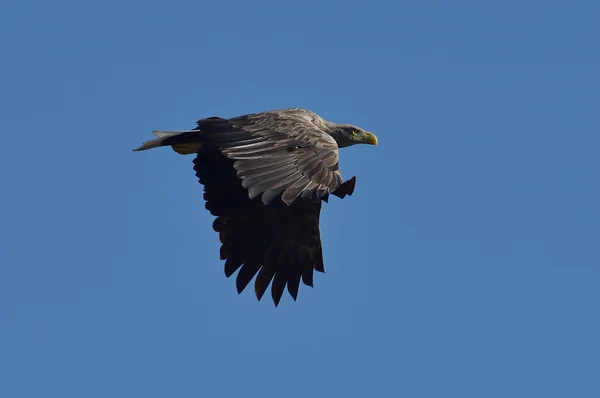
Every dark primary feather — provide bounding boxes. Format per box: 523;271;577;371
194;144;326;306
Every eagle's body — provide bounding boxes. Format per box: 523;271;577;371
134;108;377;305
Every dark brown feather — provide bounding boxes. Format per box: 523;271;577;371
193;144;329;305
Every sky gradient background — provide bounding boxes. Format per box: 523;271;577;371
1;1;599;397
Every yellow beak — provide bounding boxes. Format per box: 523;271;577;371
365;132;378;146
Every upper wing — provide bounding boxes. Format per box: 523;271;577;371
198;109;354;205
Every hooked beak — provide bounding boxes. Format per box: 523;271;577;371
364;132;378;146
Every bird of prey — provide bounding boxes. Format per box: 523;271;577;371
134;108;377;306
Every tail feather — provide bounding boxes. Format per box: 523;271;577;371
133;130;199;152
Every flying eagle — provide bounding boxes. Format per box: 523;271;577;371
134;108;377;306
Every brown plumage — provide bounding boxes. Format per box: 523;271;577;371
134;108;377;306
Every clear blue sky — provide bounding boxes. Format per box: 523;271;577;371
1;1;599;397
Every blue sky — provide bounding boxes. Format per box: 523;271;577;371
1;0;599;397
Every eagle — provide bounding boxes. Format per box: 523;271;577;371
134;108;377;306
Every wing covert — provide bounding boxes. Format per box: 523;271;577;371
205;109;349;205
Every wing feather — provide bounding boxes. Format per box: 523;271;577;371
194;143;329;305
198;109;353;205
